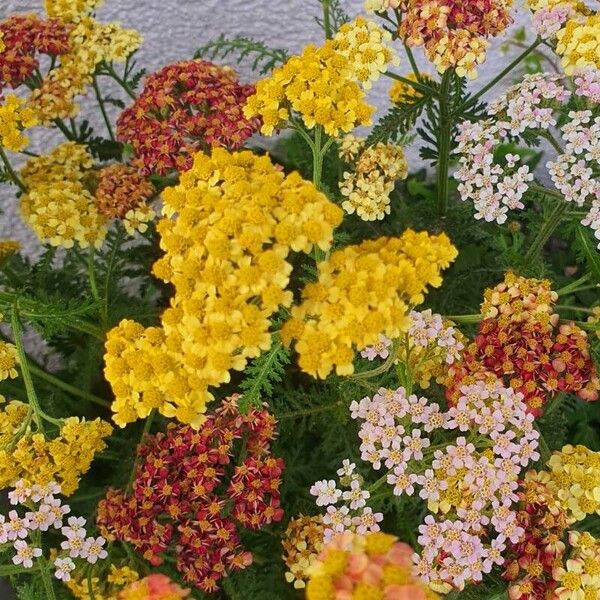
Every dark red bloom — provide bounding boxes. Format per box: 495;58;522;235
116;59;261;176
97;395;284;593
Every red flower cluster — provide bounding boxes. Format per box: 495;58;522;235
447;319;600;416
116;59;261;176
96;395;284;594
0;14;72;92
502;474;569;600
446;274;600;416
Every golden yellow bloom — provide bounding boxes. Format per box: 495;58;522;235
0;414;112;495
332;17;400;90
0;341;18;381
430;33;489;80
281;230;458;378
588;306;600;339
556;14;600;74
45;0;104;22
29;16;141;123
0;95;38;152
282;515;325;589
104;149;343;428
389;72;432;103
0;30;5;53
20;143;107;248
546;445;600;522
64;564;139;600
339;134;408;221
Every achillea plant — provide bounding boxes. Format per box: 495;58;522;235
0;0;599;598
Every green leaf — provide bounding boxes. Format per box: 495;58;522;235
239;337;291;412
194;34;289;75
575;225;600;284
366;95;430;146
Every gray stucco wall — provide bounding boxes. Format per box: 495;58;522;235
1;0;533;254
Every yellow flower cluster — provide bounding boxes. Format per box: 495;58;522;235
430;32;489;80
0;30;4;53
30;8;141;123
281;515;325;589
0;95;38;152
388;72;432;103
0;412;113;495
555;531;600;600
20;142;108;248
556;14;600;74
332;17;400;90
104;149;343;427
480;271;559;325
281;230;458;378
306;532;439;600
365;0;402;11
338;134;408;221
0;239;21;260
65;565;139;600
546;444;600;522
244;17;397;137
0;341;18;381
45;0;104;22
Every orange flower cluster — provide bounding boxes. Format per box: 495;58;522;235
116;59;261;176
396;0;513;78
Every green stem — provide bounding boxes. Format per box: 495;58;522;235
557;273;592;296
556;304;595;315
92;76;115;141
313;125;324;188
459;38;542;111
126;410;156;493
103;64;137;100
28;363;110;409
322;0;332;39
88;246;107;328
436;70;453;217
10;309;46;433
351;340;400;380
277;401;342;419
0;147;27;193
52;118;75;140
37;553;57;600
541;130;564;154
383;70;437;96
444;314;482;324
404;44;420;77
523;200;567;263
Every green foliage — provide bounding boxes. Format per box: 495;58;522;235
194;34;289;75
572;225;600;284
239;338;291;412
314;0;350;34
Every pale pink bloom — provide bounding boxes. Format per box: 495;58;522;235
12;540;41;569
61;516;87;539
360;334;392;360
8;481;32;506
82;536;107;564
5;511;29;541
342;479;370;510
310;480;342;507
53;557;75;582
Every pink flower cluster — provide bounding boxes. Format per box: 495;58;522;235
310;460;384;542
346;381;539;591
454;73;569;223
408;309;464;363
1;480;107;581
456;69;600;245
360;334;392;361
532;4;576;40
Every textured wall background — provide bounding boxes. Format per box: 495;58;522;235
1;0;533;255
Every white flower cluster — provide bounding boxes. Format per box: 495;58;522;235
364;0;402;12
455;69;600;245
310;460;383;543
1;480;108;581
547;110;600;248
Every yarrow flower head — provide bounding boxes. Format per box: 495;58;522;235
388;71;433;103
117;59;260;176
244;17;398;137
97;395;283;594
0;411;112;496
338;134;409;221
392;0;513;78
281;230;457;378
104;149;343;427
0;95;38;152
345;381;539;592
305;531;439;600
118;574;190;599
281;515;325;589
446;273;600;416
